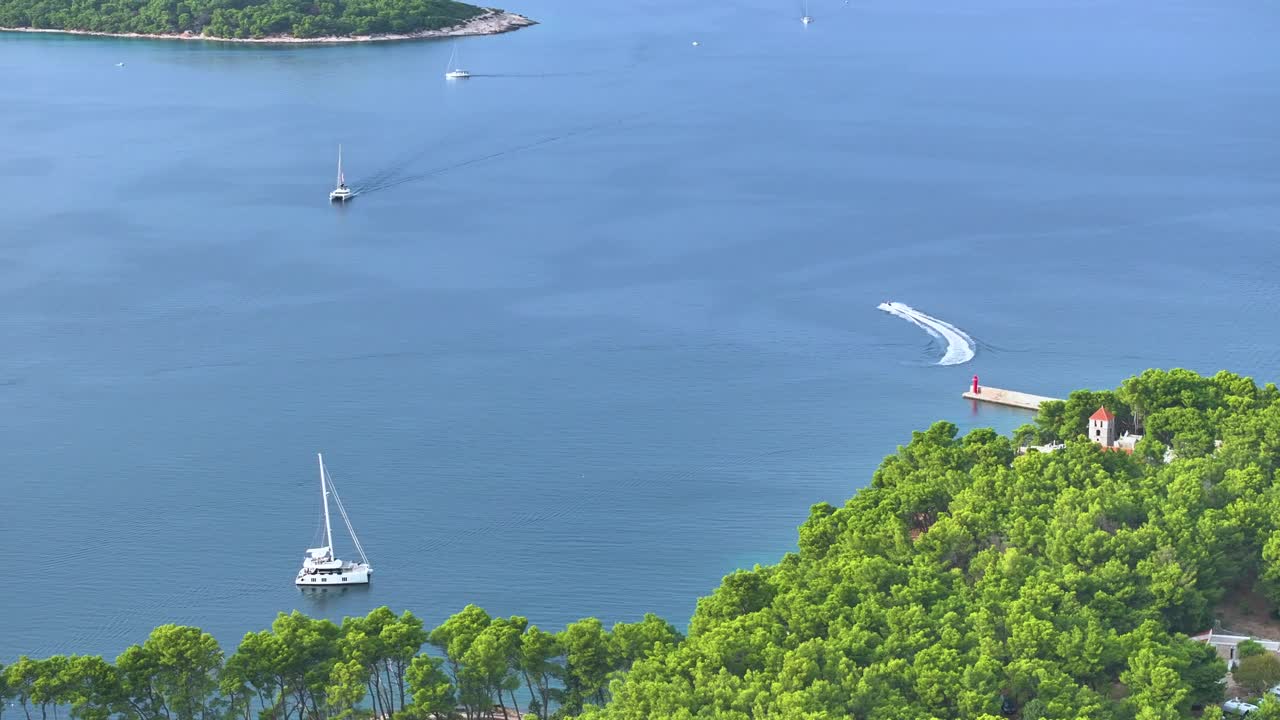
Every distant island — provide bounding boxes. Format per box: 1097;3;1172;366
0;0;535;42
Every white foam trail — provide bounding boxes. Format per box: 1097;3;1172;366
877;301;976;366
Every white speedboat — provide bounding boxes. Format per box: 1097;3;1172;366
444;44;470;79
296;453;372;587
329;145;353;202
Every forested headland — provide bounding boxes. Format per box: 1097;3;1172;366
8;368;1280;719
0;0;507;40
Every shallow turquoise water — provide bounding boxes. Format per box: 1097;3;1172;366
1;0;1278;657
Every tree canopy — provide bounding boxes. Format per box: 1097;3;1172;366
586;369;1280;719
8;369;1280;719
0;0;487;39
2;607;680;720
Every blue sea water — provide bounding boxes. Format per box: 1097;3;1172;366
1;0;1278;658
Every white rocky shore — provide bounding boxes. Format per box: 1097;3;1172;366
0;9;536;43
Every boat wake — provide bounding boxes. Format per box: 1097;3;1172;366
350;112;645;198
877;301;975;366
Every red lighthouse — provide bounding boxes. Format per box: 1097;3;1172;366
972;375;980;394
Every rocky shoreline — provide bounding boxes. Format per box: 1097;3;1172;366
0;9;536;43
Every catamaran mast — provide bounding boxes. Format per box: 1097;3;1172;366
336;145;344;187
318;452;334;555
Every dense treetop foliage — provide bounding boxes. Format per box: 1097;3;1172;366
1;607;681;720
0;0;486;39
585;369;1280;719
7;369;1280;719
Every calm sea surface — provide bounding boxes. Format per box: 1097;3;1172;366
2;0;1278;658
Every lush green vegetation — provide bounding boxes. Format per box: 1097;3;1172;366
10;369;1280;719
584;369;1280;719
0;607;680;720
0;0;487;39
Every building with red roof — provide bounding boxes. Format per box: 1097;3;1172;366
1089;406;1118;447
1089;407;1116;422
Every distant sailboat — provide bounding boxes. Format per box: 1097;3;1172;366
329;145;352;202
801;0;812;24
296;453;372;587
445;44;470;79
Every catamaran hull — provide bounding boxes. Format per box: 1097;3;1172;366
296;567;371;587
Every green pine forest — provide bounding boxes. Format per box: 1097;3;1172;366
9;368;1280;719
0;0;487;39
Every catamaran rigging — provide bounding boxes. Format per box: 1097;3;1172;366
329;145;353;202
445;44;470;79
296;453;372;587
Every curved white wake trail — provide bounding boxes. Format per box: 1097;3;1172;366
877;301;976;366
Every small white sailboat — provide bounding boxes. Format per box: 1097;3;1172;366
801;0;813;24
329;145;353;202
444;44;470;79
296;453;372;587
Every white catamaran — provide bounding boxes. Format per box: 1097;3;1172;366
801;0;813;24
329;145;353;202
296;453;372;587
444;44;470;79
